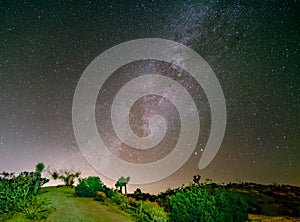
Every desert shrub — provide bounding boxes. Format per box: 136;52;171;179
127;196;137;207
49;169;80;186
156;195;172;213
111;191;122;204
95;191;106;201
0;163;49;219
111;191;129;210
75;176;104;197
103;186;115;199
135;200;168;222
133;188;144;200
134;201;149;222
169;185;248;222
19;197;53;220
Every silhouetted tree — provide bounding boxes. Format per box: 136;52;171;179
51;171;59;180
193;174;201;186
49;168;80;187
59;170;81;186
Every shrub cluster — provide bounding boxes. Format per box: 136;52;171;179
0;163;49;219
1;163;251;222
75;176;104;197
74;176;248;222
169;185;249;222
134;200;168;222
111;191;129;209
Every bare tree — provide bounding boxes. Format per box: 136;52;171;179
49;168;81;187
193;175;201;186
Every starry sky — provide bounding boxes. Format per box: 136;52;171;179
0;0;299;193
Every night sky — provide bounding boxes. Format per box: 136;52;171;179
0;0;299;193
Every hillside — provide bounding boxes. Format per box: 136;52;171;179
6;186;133;222
4;183;300;221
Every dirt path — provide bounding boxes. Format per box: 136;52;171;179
41;187;133;222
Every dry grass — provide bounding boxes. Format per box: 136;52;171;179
249;214;300;222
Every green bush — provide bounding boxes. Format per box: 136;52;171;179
19;197;52;220
0;163;49;219
103;186;115;199
135;200;168;222
169;185;248;222
95;191;107;201
111;191;129;209
75;176;104;197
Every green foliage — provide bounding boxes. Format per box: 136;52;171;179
95;191;107;201
0;163;49;219
111;190;129;209
134;201;149;222
18;197;52;220
169;185;249;222
134;200;168;222
36;162;45;173
112;193;167;222
75;176;104;197
115;176;130;194
103;185;115;199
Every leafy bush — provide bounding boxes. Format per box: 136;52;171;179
75;176;104;197
111;191;129;209
135;200;168;222
169;185;248;222
19;197;52;220
0;163;49;219
103;185;115;199
127;196;137;207
95;191;106;201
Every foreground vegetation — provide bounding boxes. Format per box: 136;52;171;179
1;163;299;221
0;163;50;220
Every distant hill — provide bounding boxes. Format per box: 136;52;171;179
226;182;300;217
